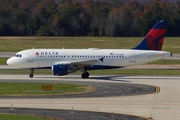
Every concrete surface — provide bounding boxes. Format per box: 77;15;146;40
0;75;179;120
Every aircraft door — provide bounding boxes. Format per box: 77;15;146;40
130;52;136;62
28;51;33;62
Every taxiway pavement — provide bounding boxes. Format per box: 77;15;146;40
0;77;156;98
0;75;179;120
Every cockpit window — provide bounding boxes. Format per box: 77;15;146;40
14;54;22;57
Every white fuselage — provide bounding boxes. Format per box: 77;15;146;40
7;48;171;69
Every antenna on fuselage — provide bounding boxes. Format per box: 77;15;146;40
62;47;64;49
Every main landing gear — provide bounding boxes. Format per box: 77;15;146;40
81;72;89;79
29;68;34;78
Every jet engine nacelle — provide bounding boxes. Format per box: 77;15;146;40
52;64;69;76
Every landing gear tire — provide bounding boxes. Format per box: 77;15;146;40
81;72;89;79
29;74;34;78
29;68;34;78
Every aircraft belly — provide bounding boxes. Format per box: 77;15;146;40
84;65;122;70
37;61;52;68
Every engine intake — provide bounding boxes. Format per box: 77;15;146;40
52;64;69;76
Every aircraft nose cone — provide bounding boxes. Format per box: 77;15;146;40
6;58;14;66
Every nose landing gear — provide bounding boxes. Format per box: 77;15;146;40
29;68;34;78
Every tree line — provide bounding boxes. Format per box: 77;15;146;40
0;0;180;36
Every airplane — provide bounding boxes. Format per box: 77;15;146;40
7;20;171;79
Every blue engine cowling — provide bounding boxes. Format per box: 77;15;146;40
52;64;69;76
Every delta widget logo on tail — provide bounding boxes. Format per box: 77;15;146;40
133;20;168;51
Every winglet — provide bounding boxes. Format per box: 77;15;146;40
133;20;168;51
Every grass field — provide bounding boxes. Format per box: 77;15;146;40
0;82;94;96
0;58;7;65
0;114;49;120
0;37;179;53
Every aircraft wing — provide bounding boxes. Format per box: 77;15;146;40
53;56;105;69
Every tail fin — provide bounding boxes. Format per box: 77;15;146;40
133;20;168;51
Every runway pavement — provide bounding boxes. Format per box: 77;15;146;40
0;107;146;120
0;75;180;120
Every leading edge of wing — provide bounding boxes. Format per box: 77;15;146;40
52;57;105;68
54;58;102;66
32;57;105;69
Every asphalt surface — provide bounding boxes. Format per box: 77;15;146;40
0;107;147;120
0;75;156;120
0;78;157;98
